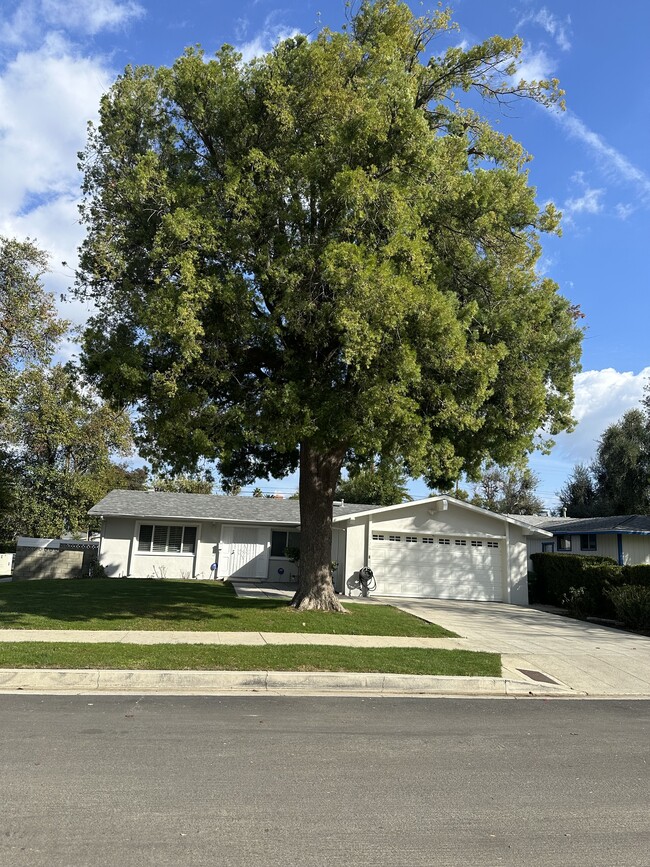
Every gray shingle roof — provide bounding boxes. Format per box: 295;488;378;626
539;515;650;535
89;490;374;524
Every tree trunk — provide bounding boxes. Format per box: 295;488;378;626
290;440;348;612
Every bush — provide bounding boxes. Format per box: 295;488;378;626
530;552;619;611
608;585;650;631
621;564;650;588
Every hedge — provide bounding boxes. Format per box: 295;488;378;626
530;552;619;611
608;585;650;631
621;564;650;588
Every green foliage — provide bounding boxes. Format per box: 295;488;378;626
0;236;67;417
336;458;411;505
530;551;619;612
77;1;579;484
0;364;134;540
471;461;544;514
607;585;650;631
152;474;213;494
558;409;650;517
592;409;650;514
557;463;599;518
284;546;301;563
621;564;650;588
75;0;581;601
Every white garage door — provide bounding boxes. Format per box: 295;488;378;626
370;533;504;601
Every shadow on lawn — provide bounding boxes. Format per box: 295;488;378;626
0;578;285;626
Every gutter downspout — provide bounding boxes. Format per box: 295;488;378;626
617;533;624;566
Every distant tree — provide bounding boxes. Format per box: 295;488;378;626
471;462;544;514
591;409;649;514
105;463;149;491
75;0;581;610
252;487;264;498
0;236;67;419
557;463;599;517
0;364;133;539
153;474;213;494
336;459;411;506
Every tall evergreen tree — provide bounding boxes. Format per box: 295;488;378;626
75;1;582;610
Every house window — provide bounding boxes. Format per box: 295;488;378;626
580;534;597;551
138;524;197;554
542;542;555;552
556;535;572;552
270;530;300;557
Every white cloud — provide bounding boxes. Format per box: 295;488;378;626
42;0;145;35
563;187;603;219
529;367;649;507
615;202;635;220
515;46;555;84
236;16;300;63
558;112;650;204
517;7;572;52
1;0;144;44
0;35;111;218
556;367;650;463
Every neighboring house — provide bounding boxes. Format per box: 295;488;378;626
521;515;650;567
89;491;552;605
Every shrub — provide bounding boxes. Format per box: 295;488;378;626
621;564;650;588
530;552;619;609
608;585;650;631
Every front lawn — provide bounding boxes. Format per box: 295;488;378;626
0;579;456;637
0;642;499;676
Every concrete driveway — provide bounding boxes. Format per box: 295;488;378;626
379;597;650;697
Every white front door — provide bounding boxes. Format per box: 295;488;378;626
217;526;270;579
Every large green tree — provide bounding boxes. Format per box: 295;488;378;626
75;1;582;610
0;236;67;418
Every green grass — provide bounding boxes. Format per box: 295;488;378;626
0;642;500;677
0;579;456;637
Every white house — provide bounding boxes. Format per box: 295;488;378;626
522;515;650;567
89;491;553;604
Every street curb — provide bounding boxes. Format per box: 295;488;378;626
0;668;581;697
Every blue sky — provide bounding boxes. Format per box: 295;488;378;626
1;0;649;507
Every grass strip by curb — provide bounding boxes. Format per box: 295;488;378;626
0;643;501;677
0;579;456;637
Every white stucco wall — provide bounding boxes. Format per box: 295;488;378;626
620;535;650;565
342;522;367;593
506;525;530;606
99;517;134;577
368;501;506;537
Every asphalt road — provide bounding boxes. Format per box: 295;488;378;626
0;695;648;866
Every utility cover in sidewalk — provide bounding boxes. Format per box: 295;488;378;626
517;669;560;685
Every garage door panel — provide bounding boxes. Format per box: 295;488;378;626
370;534;503;602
